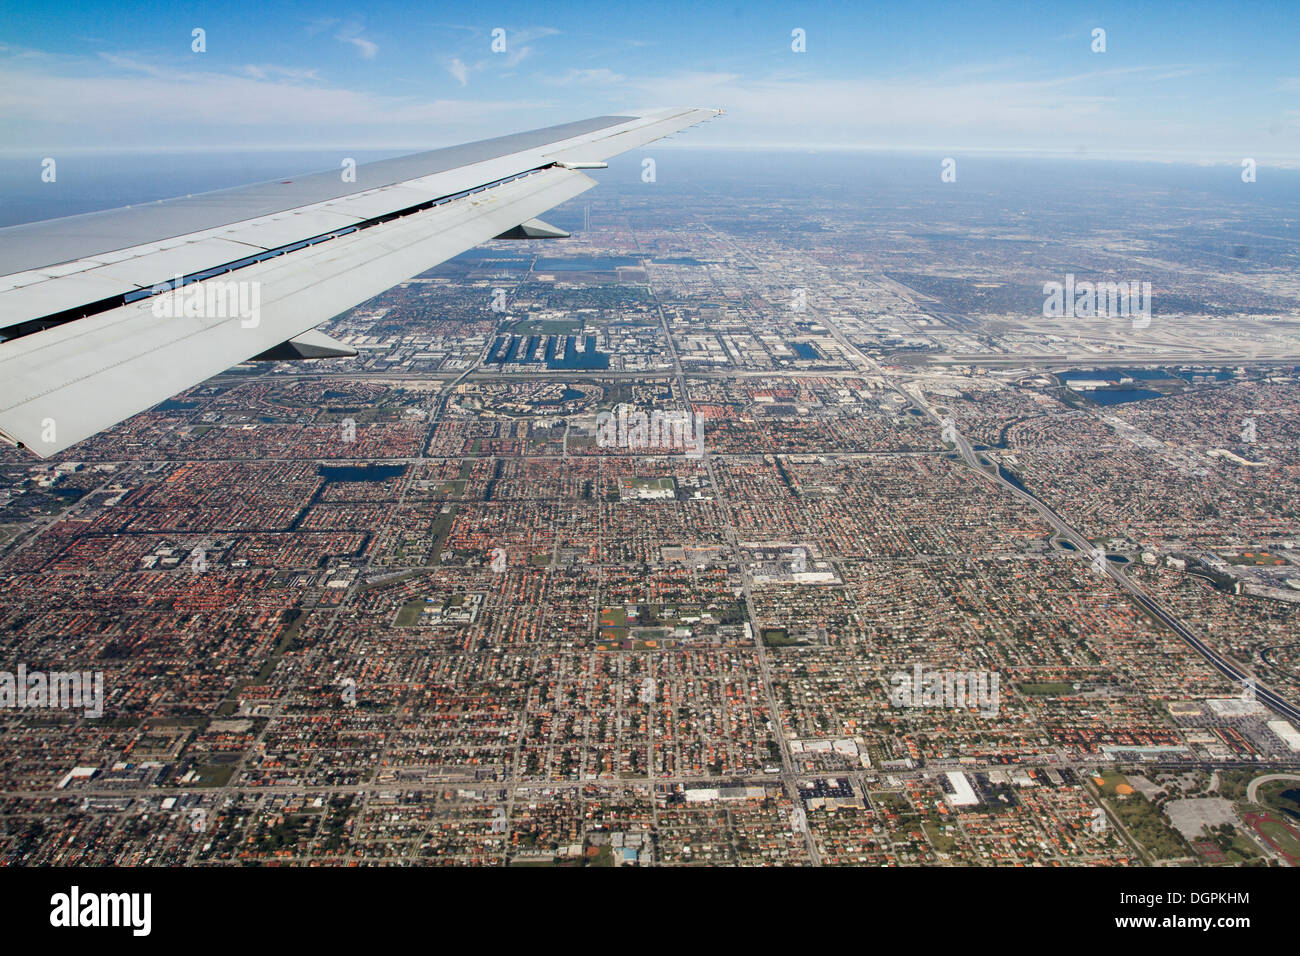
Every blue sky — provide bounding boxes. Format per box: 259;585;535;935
2;0;1298;163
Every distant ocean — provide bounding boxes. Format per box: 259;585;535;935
0;150;404;229
2;148;1298;232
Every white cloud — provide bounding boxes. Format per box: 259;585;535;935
618;65;1300;162
0;49;552;150
334;23;378;59
506;27;561;45
241;64;322;82
3;42;1295;164
542;68;626;86
501;45;533;68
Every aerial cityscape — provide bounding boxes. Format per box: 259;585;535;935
0;8;1298;940
2;147;1299;872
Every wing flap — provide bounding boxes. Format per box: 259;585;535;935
252;329;358;361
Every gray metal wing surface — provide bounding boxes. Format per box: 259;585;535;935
0;107;720;456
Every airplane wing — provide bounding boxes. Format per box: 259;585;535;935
0;107;721;457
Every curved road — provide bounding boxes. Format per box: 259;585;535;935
1246;773;1300;804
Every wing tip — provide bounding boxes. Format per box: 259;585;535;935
634;106;725;119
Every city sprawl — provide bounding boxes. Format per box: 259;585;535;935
2;153;1300;867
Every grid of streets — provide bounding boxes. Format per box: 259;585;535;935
2;154;1300;866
